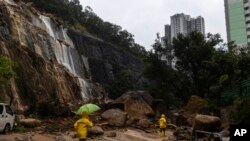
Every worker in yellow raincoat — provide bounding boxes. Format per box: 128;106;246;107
159;114;167;137
74;112;93;141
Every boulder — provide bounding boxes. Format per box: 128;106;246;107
101;109;127;126
18;118;42;127
138;118;152;128
115;91;154;120
126;118;138;126
192;114;221;132
185;95;206;113
15;114;25;122
88;126;104;135
176;95;207;127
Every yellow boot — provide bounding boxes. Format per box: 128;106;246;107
160;131;164;138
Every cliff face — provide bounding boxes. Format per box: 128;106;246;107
68;31;144;88
0;0;144;114
0;1;86;114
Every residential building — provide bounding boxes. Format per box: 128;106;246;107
224;0;250;48
160;13;205;68
170;13;191;39
164;13;205;43
192;16;205;35
164;24;171;45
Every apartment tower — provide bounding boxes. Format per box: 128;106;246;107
225;0;250;47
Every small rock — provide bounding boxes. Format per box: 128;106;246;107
88;126;104;135
22;133;32;141
55;136;66;141
105;131;116;137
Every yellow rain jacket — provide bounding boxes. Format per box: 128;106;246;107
159;114;167;129
74;112;93;139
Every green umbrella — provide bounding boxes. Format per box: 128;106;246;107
76;103;101;115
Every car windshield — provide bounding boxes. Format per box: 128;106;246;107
0;105;3;114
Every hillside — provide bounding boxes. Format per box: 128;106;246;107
0;0;145;115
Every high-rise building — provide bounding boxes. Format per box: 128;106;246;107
224;0;250;47
161;13;205;68
163;13;205;43
164;24;171;45
170;13;191;39
193;16;205;35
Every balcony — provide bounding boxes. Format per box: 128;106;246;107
246;16;250;21
245;9;250;14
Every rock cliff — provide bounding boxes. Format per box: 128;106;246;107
68;30;144;88
0;0;144;115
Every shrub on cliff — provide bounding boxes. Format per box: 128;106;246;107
0;55;15;86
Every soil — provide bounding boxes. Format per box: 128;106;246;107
0;129;175;141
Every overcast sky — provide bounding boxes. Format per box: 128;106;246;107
79;0;226;50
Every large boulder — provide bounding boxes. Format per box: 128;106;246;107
18;118;42;127
101;109;127;126
176;95;207;126
185;95;206;113
114;91;154;120
192;114;221;132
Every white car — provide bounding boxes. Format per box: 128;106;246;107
0;103;15;133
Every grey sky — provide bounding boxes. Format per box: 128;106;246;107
79;0;226;50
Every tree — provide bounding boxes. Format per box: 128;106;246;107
108;70;136;99
173;31;216;96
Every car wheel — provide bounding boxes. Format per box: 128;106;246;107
4;123;11;134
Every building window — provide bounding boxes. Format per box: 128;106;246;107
245;7;249;10
246;20;250;24
246;13;250;17
244;0;249;4
247;28;250;31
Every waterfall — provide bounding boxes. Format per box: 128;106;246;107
39;15;91;99
39;15;56;39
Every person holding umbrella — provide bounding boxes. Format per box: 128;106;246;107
74;103;100;141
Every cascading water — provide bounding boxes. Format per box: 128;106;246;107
39;15;56;39
38;15;91;100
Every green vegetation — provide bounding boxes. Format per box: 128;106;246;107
0;55;15;102
13;125;27;133
144;31;250;123
108;70;136;99
0;55;15;86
